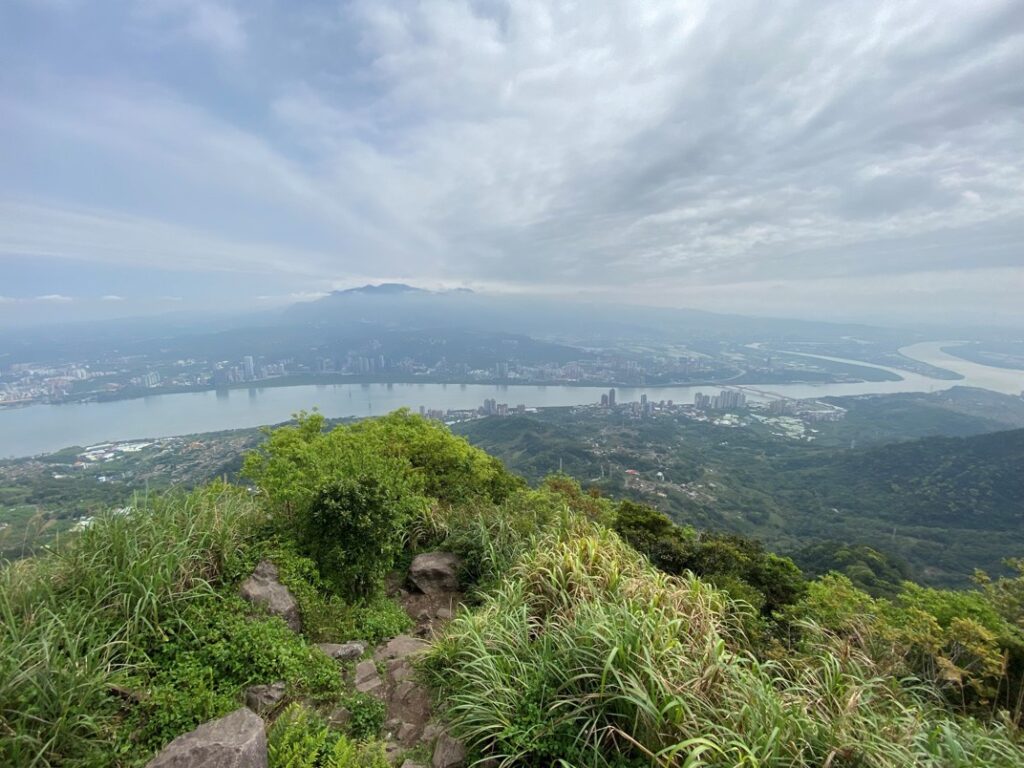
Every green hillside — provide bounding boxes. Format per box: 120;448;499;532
2;410;1023;767
777;428;1024;530
455;411;1024;586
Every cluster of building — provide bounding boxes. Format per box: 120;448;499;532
766;398;846;422
77;441;154;464
212;355;288;386
316;354;390;375
596;389;676;419
693;389;747;410
346;351;723;386
416;399;531;422
0;363;96;406
130;371;161;388
479;398;526;416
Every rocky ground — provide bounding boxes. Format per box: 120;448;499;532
146;551;470;768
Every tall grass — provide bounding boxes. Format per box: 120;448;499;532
0;484;261;767
423;523;1024;768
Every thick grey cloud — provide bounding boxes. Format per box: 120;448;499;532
0;0;1022;325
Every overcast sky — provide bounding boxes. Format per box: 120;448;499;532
1;0;1022;328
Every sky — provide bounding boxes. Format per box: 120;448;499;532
1;0;1023;328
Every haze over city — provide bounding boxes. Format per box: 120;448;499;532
2;0;1023;328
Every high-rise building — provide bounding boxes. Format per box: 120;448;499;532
608;388;616;406
243;356;255;381
600;393;609;406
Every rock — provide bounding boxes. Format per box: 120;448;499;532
409;552;462;596
244;682;286;715
239;561;301;632
374;634;428;663
147;707;266;768
434;606;453;621
432;733;467;768
355;660;383;698
327;707;351;727
389;658;415;682
385;741;403;765
421;723;441;743
393;680;417;703
397;721;420;746
318;641;366;661
401;762;427;768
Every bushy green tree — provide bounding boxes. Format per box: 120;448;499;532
612;500;806;615
347;410;524;505
304;471;424;599
794;541;912;597
784;573;1024;720
243;410;525;597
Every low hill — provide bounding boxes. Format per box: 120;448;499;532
776;427;1024;531
455;410;1024;585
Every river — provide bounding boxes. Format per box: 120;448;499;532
1;341;1021;458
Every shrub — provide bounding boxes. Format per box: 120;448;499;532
242;410;522;525
304;472;424;599
0;485;265;766
131;594;342;750
339;692;387;740
424;518;1024;768
346;409;524;505
613;500;807;615
267;703;389;768
784;573;1024;721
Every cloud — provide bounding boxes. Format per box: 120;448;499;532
101;294;124;301
133;0;246;54
1;0;1023;324
0;201;334;277
256;291;330;303
35;294;73;302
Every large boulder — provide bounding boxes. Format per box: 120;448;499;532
319;641;366;661
244;682;286;715
239;561;301;632
409;552;462;596
147;707;266;768
432;733;466;768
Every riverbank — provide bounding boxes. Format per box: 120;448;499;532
1;345;1021;459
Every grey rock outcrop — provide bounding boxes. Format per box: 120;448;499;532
146;707;266;768
239;561;301;632
244;682;286;715
355;660;384;698
374;634;428;662
409;552;462;595
318;641;366;661
432;733;467;768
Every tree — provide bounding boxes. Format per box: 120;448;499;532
304;469;425;600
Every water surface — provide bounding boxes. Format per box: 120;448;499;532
1;343;1021;458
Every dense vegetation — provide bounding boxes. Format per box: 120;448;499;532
2;409;1023;766
455;408;1024;585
